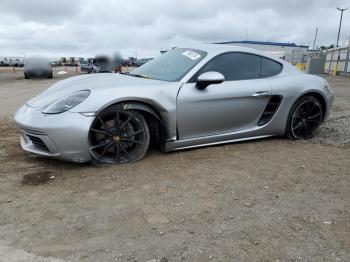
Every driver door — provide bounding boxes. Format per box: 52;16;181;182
177;52;271;140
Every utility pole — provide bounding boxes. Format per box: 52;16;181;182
312;27;318;51
336;7;349;47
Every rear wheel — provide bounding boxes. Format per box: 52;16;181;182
89;106;150;164
24;73;29;79
286;95;323;140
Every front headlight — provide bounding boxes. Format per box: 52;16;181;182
42;90;90;114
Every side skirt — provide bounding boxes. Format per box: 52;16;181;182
163;134;276;152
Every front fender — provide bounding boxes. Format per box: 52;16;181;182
122;102;163;123
70;84;180;141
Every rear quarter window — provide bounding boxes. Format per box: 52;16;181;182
261;57;282;77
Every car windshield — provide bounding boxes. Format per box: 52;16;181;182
130;48;207;82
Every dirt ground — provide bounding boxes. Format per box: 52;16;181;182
0;67;349;262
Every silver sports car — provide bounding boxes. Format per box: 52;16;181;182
15;44;334;164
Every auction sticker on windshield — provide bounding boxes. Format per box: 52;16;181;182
182;50;201;60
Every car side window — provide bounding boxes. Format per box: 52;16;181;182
261;57;282;77
193;52;261;82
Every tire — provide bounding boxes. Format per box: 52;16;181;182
286;95;323;140
48;72;53;79
89;106;150;164
24;73;29;79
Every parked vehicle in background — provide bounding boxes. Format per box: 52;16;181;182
135;58;153;67
80;58;99;74
94;53;123;73
68;57;79;66
80;54;123;74
23;57;53;79
0;58;11;67
122;57;137;67
13;58;24;67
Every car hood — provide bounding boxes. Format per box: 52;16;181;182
27;73;167;108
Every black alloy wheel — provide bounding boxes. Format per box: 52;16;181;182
286;96;323;140
89;106;150;164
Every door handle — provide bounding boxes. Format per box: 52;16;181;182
252;91;270;97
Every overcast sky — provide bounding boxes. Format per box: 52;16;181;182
0;0;349;58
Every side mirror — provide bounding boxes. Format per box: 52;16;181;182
196;71;225;90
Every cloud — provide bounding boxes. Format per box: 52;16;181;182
0;0;349;58
0;0;83;23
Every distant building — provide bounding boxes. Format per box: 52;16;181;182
214;40;309;64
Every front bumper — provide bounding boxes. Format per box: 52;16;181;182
15;104;94;163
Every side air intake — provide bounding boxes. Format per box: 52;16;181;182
258;96;282;126
27;135;49;152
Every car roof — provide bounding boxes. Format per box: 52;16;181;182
189;43;261;53
179;43;290;65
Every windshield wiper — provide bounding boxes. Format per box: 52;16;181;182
128;73;152;79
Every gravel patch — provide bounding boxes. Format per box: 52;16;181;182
312;96;350;146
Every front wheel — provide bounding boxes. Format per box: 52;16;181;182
88;106;150;164
286;95;323;140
